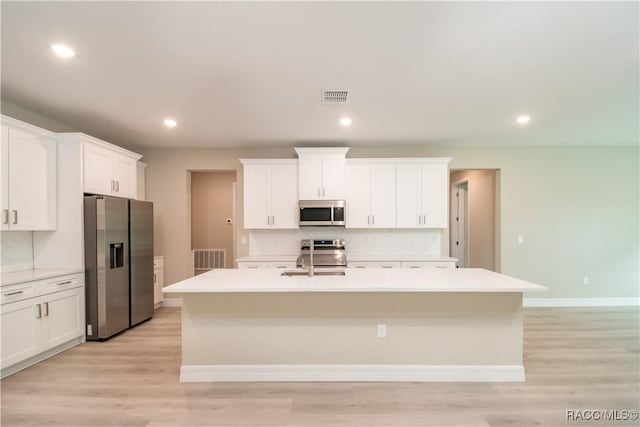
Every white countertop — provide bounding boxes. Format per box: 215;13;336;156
236;254;457;263
164;268;546;294
1;269;83;286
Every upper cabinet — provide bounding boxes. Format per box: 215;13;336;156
346;160;396;228
241;159;298;229
396;159;451;228
1;117;57;231
57;133;141;199
295;148;349;200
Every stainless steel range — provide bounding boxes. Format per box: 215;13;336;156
296;239;347;269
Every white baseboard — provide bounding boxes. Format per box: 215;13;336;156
180;364;525;383
161;298;182;307
524;297;640;307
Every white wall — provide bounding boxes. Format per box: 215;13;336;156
140;145;639;300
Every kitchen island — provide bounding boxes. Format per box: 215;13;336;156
163;268;546;382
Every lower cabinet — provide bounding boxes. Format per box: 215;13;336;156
1;285;83;373
153;257;165;306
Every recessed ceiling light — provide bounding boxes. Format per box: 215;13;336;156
516;115;531;125
50;43;76;58
339;117;352;127
163;119;177;128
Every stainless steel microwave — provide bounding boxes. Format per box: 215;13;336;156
298;200;345;227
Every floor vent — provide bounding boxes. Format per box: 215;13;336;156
193;249;225;272
322;90;349;104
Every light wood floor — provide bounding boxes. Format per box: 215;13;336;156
1;306;638;427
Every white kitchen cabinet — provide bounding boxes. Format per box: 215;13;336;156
396;159;450;228
237;261;297;269
295;148;349;200
1;118;56;231
1;273;84;376
241;160;298;229
346;161;396;228
83;140;139;198
153;256;164;306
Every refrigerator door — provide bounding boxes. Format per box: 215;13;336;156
129;200;154;326
85;195;130;340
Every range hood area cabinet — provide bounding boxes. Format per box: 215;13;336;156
396;159;451;228
345;160;397;228
56;133;141;199
294;147;349;200
241;159;298;229
1;116;57;231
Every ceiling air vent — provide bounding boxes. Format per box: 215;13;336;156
322;90;349;104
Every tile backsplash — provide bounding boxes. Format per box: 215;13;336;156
1;231;34;272
249;228;442;256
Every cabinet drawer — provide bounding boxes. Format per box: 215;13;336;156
42;274;83;294
401;261;455;269
266;261;297;269
237;262;267;269
153;257;164;269
1;282;38;305
348;261;401;269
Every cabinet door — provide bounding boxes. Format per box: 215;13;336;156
153;268;164;305
1;125;9;230
7;128;56;230
84;144;114;195
1;298;41;369
113;154;137;198
321;154;346;199
41;288;83;351
297;154;323;200
243;165;271;228
421;164;447;228
396;164;422;228
269;163;298;228
370;164;396;228
345;164;371;228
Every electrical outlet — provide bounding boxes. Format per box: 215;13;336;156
517;235;524;244
377;324;387;338
87;324;93;336
583;276;590;285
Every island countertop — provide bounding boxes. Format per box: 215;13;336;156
163;267;547;294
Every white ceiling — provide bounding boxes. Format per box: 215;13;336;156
1;1;638;148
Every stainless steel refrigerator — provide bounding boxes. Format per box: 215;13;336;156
84;195;154;341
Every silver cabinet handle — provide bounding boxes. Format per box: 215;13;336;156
367;215;370;225
318;187;321;197
57;280;72;286
436;265;448;269
322;187;326;197
154;273;157;283
418;215;421;225
44;302;49;317
5;290;24;296
12;210;18;224
116;181;120;192
36;304;42;319
382;266;393;269
271;216;275;225
372;215;375;225
423;214;426;225
111;180;115;191
2;209;8;224
409;266;421;269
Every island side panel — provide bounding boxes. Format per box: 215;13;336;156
180;292;523;367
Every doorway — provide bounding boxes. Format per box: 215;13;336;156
190;171;237;274
450;181;469;267
449;170;500;272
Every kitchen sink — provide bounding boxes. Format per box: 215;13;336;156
281;270;346;277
